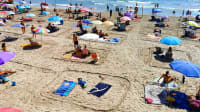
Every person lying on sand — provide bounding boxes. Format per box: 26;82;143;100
28;38;40;46
98;30;109;39
0;70;16;76
158;71;175;85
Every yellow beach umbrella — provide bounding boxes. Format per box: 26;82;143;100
187;21;199;27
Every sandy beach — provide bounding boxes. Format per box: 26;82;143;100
0;6;200;112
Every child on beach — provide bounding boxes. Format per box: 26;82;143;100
20;21;25;34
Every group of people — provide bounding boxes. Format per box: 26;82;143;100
46;23;59;33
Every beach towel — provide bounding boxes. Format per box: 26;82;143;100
71;56;81;60
169;91;190;110
145;84;168;104
153;77;179;90
54;80;76;96
62;53;72;59
0;107;22;112
88;82;112;97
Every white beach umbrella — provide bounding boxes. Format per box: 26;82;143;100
80;33;99;40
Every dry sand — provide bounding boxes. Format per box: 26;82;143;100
0;7;200;112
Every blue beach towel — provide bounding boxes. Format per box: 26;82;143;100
88;82;112;97
54;80;76;96
111;38;121;43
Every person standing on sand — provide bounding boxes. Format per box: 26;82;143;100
73;34;78;49
107;5;109;11
1;43;7;52
110;9;112;18
20;21;25;34
31;25;36;38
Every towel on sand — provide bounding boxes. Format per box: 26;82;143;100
145;84;168;104
88;82;112;97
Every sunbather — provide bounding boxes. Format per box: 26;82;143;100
0;70;16;76
165;47;173;59
28;38;40;46
82;45;90;58
158;71;175;85
1;43;7;52
153;28;161;36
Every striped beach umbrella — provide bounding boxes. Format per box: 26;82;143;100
33;27;50;33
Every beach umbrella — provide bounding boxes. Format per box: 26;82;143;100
92;20;102;25
19;1;26;4
48;16;63;21
0;52;15;65
6;11;15;15
11;24;24;28
25;13;36;17
33;27;50;34
152;8;162;13
187;21;199;27
169;60;200;78
103;21;114;25
124;13;134;17
41;11;50;15
0;21;6;26
0;107;22;112
82;20;93;24
160;36;182;45
0;11;7;14
80;33;99;40
25;5;31;9
80;8;91;12
72;24;91;28
120;16;131;21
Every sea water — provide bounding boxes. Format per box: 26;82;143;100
14;0;200;16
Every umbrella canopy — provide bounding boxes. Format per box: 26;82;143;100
169;60;200;78
33;27;50;33
152;8;162;13
0;107;22;112
124;13;134;17
19;1;26;4
92;20;102;25
187;21;199;27
25;13;35;17
82;20;93;24
120;16;131;21
103;21;114;25
48;16;63;21
0;11;7;14
160;36;182;45
0;52;15;65
25;5;31;9
11;24;24;28
80;33;99;40
72;24;91;28
6;11;15;15
80;8;90;12
41;11;50;15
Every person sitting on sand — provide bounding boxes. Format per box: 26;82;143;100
98;30;104;38
165;47;173;59
196;86;200;100
82;45;90;58
92;26;98;33
1;43;7;52
74;45;82;57
158;71;175;85
153;28;161;36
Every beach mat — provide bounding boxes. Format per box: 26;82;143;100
54;80;76;96
145;84;168;104
88;82;112;97
0;107;22;112
153;77;179;90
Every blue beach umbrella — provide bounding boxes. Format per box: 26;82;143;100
82;20;93;24
153;8;162;13
41;11;50;15
72;24;91;28
25;5;31;9
160;36;182;45
11;24;24;27
48;16;63;21
25;13;35;17
0;52;15;65
169;60;200;78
